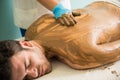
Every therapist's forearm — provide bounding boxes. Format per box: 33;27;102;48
37;0;58;10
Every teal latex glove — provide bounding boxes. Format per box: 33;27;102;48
52;4;79;26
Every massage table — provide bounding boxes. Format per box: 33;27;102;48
35;59;120;80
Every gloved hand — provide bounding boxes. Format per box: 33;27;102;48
52;4;81;26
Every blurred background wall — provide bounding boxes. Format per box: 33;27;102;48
0;0;94;40
71;0;94;9
0;0;21;40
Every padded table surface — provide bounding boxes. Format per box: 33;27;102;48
35;59;120;80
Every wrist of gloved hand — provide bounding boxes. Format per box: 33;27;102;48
52;4;81;26
52;3;70;19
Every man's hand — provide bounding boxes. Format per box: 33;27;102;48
52;4;81;26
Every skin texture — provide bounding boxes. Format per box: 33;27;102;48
25;1;120;70
10;41;52;80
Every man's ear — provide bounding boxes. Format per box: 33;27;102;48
19;41;33;48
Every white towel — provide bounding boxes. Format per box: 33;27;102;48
35;59;120;80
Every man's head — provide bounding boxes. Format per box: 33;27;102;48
0;40;51;80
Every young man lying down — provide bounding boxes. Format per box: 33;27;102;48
0;1;120;80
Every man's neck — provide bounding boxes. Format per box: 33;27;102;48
29;40;46;56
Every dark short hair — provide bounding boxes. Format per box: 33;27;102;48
0;40;24;80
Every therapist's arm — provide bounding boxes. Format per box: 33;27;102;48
37;0;58;10
37;0;81;26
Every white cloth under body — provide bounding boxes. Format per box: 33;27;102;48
13;0;71;29
35;59;120;80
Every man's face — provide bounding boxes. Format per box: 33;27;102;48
10;41;52;80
